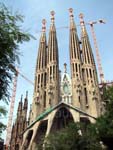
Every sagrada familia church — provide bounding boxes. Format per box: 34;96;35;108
10;8;102;150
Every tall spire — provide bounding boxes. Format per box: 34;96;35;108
79;13;101;117
46;10;59;107
69;8;85;110
31;19;47;120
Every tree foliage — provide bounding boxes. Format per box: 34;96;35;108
0;3;32;104
96;86;113;139
0;106;7;140
44;123;102;150
0;3;33;139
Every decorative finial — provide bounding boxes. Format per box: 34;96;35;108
79;13;84;19
50;10;55;23
79;13;87;36
21;94;23;102
69;8;73;17
79;13;84;25
26;91;28;98
64;63;67;73
69;8;76;30
42;19;46;32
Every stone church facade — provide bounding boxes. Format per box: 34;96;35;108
10;8;102;150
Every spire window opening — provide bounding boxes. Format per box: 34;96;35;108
47;68;49;74
75;63;78;72
44;73;47;87
50;49;52;61
84;88;88;106
53;50;55;61
38;74;40;84
71;46;74;59
84;50;87;64
72;63;74;74
73;36;76;59
50;66;52;75
86;69;89;78
87;50;90;64
77;41;80;60
50;66;52;81
80;51;84;64
86;42;90;64
78;95;80;103
83;40;87;64
44;91;46;108
79;64;81;79
47;50;49;64
91;52;95;64
74;35;79;59
74;47;76;59
71;34;74;59
89;69;92;78
44;48;47;67
41;73;43;87
53;40;56;61
55;65;59;79
38;51;41;69
53;65;55;79
49;99;52;106
38;59;41;70
35;76;37;91
41;53;43;69
93;70;97;85
82;68;85;82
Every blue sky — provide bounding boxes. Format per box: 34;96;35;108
1;0;113;139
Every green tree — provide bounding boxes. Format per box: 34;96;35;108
0;3;33;138
0;3;33;103
44;123;102;150
0;106;7;140
96;86;113;149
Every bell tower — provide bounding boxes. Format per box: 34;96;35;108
79;13;101;118
46;11;59;108
31;19;47;121
69;8;85;111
